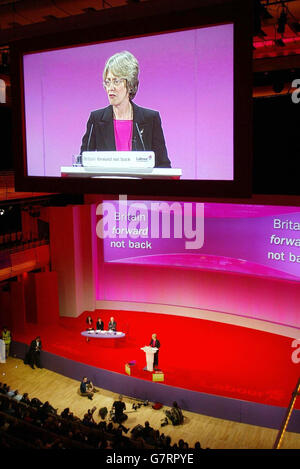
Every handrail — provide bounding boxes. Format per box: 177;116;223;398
273;377;300;449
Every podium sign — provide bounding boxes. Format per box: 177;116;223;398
152;371;164;382
0;339;5;363
141;346;158;372
82;151;155;168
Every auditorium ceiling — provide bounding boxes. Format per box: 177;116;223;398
0;0;299;62
0;1;299;92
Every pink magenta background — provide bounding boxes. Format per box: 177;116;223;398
100;202;300;282
23;24;233;179
92;201;300;327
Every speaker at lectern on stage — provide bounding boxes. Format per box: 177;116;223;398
141;345;158;372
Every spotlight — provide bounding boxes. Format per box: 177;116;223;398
277;9;287;34
253;0;270;37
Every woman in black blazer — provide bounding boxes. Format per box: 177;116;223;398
80;51;171;169
96;317;104;331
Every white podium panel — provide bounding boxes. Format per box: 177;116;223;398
0;339;5;363
141;345;158;372
61;166;182;179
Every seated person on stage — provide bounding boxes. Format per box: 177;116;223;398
112;395;128;424
80;377;98;400
85;316;94;342
86;315;94;330
108;316;117;332
165;401;184;426
149;333;160;370
96;317;104;330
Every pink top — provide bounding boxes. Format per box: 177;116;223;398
114;119;133;151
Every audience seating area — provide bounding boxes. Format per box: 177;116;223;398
0;382;203;450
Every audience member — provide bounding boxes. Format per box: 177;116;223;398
30;397;43;408
82;406;97;427
41;401;57;415
112;395;127;424
165;401;184;425
194;441;202;450
60;407;80;422
21;393;31;405
142;420;154;440
80;377;98;400
0;377;199;450
11;390;23;402
178;439;185;450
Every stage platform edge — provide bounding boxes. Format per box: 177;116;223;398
10;341;300;434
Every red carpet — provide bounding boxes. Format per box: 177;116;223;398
13;309;300;409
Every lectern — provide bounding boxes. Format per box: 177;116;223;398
62;151;182;179
141;346;158;372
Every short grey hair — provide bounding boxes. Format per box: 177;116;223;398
103;51;139;100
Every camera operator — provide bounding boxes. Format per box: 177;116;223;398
112;395;128;424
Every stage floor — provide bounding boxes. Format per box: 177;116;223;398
13;309;300;410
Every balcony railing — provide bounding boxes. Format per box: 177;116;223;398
0;231;49;254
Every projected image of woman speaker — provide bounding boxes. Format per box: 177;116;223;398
80;51;171;168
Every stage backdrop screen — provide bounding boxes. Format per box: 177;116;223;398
96;200;300;283
23;24;234;181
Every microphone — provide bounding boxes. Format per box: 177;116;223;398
136;123;145;151
75;122;93;166
132;136;137;151
87;123;94;151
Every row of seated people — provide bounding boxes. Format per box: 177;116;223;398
86;315;117;331
0;382;204;450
